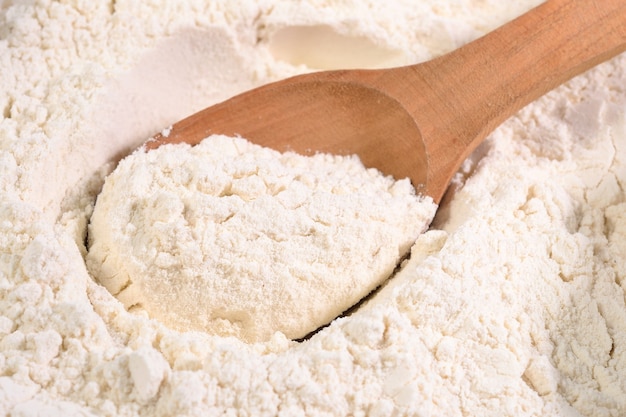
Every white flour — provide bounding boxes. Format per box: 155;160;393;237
86;136;434;342
2;0;626;416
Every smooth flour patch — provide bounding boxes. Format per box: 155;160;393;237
1;0;626;416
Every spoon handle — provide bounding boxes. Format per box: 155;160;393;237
399;0;626;199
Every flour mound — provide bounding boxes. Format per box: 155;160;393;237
86;135;435;342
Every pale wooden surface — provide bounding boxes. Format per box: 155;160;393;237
147;0;626;203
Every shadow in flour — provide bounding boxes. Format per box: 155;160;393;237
88;27;257;172
268;24;406;70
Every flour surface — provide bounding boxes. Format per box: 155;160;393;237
2;0;626;416
87;136;434;342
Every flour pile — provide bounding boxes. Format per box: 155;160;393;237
86;136;434;342
2;0;626;416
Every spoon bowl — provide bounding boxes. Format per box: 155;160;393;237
146;0;626;203
148;76;429;190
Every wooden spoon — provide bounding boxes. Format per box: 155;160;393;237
146;0;626;203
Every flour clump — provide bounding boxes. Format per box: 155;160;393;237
87;135;435;342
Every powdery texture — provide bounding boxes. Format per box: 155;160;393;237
2;0;626;416
86;136;434;342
